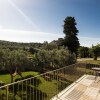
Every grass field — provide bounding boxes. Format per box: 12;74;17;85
77;58;100;65
0;71;39;84
0;71;70;100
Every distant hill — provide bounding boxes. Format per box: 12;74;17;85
0;40;42;50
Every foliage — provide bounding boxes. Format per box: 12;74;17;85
92;44;100;60
29;47;38;54
32;48;76;72
41;41;58;50
51;38;64;46
63;16;80;54
0;40;76;75
78;46;90;58
0;40;42;50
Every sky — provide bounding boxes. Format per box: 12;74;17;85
0;0;100;47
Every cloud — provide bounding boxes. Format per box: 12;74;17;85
8;0;39;31
0;28;99;47
0;24;3;29
0;28;63;43
79;36;100;47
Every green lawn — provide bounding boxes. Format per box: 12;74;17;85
0;71;39;84
83;60;100;65
77;58;100;65
0;69;73;99
0;71;70;100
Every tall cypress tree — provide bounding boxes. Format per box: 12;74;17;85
63;16;80;54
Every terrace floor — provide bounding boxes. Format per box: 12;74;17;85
51;75;100;100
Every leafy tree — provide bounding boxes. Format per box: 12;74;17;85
63;16;80;55
42;41;58;50
55;49;76;67
88;48;93;58
92;44;100;60
29;47;38;54
32;48;76;72
78;46;89;58
4;50;29;82
33;50;50;72
51;38;64;46
0;50;6;70
57;38;64;46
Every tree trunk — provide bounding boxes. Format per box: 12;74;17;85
94;56;97;60
10;75;13;83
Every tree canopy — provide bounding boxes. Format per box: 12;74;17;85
0;40;76;75
78;46;90;58
92;44;100;60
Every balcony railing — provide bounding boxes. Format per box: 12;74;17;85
0;63;99;100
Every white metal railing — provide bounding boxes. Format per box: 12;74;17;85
0;63;98;100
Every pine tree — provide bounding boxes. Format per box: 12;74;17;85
63;16;80;54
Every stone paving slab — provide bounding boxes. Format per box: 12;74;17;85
51;75;100;100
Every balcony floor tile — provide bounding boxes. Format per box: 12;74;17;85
51;75;100;100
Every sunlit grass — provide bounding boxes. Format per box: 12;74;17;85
78;58;100;64
0;74;11;83
0;71;39;84
83;60;100;64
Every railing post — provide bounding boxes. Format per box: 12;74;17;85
26;80;28;100
6;85;9;100
30;79;31;100
32;79;34;100
22;81;23;100
0;89;2;100
57;70;59;94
